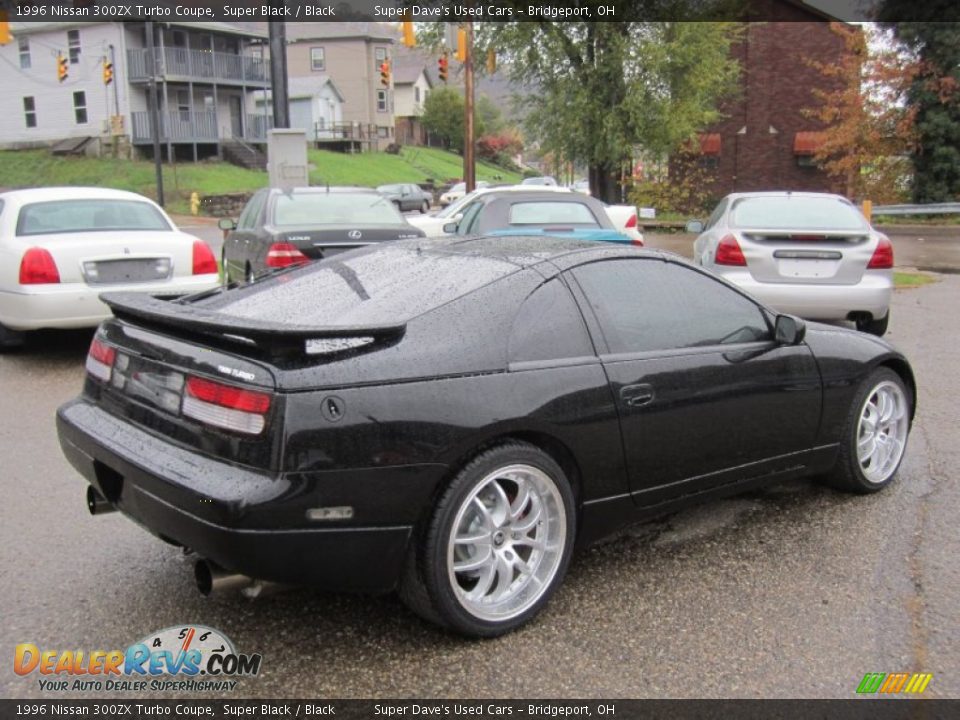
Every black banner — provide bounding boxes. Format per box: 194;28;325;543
2;700;959;720
4;0;960;23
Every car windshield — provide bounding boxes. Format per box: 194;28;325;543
16;199;171;235
272;193;403;226
509;201;599;226
731;196;868;230
437;190;481;219
448;183;466;194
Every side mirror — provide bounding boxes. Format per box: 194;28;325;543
685;219;704;234
775;314;806;345
442;222;459;234
218;218;236;231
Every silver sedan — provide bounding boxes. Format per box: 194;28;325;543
688;191;893;335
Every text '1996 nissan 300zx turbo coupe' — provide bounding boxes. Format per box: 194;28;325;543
57;236;915;637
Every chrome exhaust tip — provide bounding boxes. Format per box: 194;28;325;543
86;486;117;516
194;559;254;597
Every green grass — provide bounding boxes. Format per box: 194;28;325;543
894;271;938;289
0;146;521;215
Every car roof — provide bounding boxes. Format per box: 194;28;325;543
724;191;849;201
0;187;161;204
267;186;380;196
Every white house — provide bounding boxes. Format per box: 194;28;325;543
1;21;270;161
283;77;346;142
391;51;433;146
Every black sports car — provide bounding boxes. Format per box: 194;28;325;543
57;236;915;637
218;187;424;284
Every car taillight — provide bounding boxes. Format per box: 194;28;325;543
182;376;272;435
192;240;218;275
867;236;893;269
265;242;309;268
715;234;747;266
86;338;116;383
625;213;638;228
19;248;60;284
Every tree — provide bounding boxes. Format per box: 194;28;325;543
421;88;502;153
474;15;742;202
877;5;960;202
803;24;916;203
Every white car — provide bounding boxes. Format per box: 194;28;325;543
0;187;220;348
438;181;490;207
409;185;644;244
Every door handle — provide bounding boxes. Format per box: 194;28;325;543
620;383;655;408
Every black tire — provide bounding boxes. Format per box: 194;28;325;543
420;201;430;214
857;311;889;336
0;322;26;351
821;367;912;494
400;442;575;637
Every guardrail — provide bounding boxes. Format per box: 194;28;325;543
872;202;960;216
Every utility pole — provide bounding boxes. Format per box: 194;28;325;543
144;21;164;207
463;21;476;192
268;20;289;129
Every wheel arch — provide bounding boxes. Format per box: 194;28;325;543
876;357;917;421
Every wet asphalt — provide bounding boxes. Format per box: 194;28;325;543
1;254;958;700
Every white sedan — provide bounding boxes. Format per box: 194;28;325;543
0;187;220;348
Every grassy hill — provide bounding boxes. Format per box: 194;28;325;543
0;146;521;215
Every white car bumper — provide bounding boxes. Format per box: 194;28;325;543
0;275;219;331
719;270;893;321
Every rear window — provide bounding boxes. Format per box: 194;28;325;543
207;245;516;326
731;196;867;231
509;202;598;226
17;199;171;235
272;193;403;227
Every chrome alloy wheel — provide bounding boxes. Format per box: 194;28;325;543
446;464;566;622
857;380;910;484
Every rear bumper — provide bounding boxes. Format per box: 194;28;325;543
56;400;413;593
0;275;219;330
720;271;892;321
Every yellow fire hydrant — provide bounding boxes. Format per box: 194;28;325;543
190;192;201;216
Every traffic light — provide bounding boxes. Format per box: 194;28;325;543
102;58;114;85
57;53;68;83
455;28;467;63
438;53;449;83
379;60;390;87
0;9;12;46
400;20;415;48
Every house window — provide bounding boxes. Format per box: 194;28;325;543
414;86;420;104
177;90;191;121
375;47;387;64
23;97;36;128
377;90;388;113
310;47;325;71
796;155;818;168
73;91;87;124
67;30;81;64
18;37;30;69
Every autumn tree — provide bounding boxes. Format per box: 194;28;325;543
804;24;916;204
876;6;960;202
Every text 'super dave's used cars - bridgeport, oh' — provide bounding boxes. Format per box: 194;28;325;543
57;236;915;637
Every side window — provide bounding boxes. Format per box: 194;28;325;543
570;259;770;354
237;190;267;230
704;198;728;230
456;201;484;235
509;280;595;364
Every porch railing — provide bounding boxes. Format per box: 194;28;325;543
127;48;268;84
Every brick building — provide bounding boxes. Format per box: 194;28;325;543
687;0;856;199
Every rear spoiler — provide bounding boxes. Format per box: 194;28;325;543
101;292;406;354
738;228;870;238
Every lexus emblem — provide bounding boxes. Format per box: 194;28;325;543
348;230;362;240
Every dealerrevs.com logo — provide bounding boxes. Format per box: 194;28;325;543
14;625;262;692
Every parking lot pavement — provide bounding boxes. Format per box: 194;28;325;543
1;276;958;699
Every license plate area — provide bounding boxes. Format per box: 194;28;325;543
773;250;842;280
83;258;172;284
110;352;185;416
